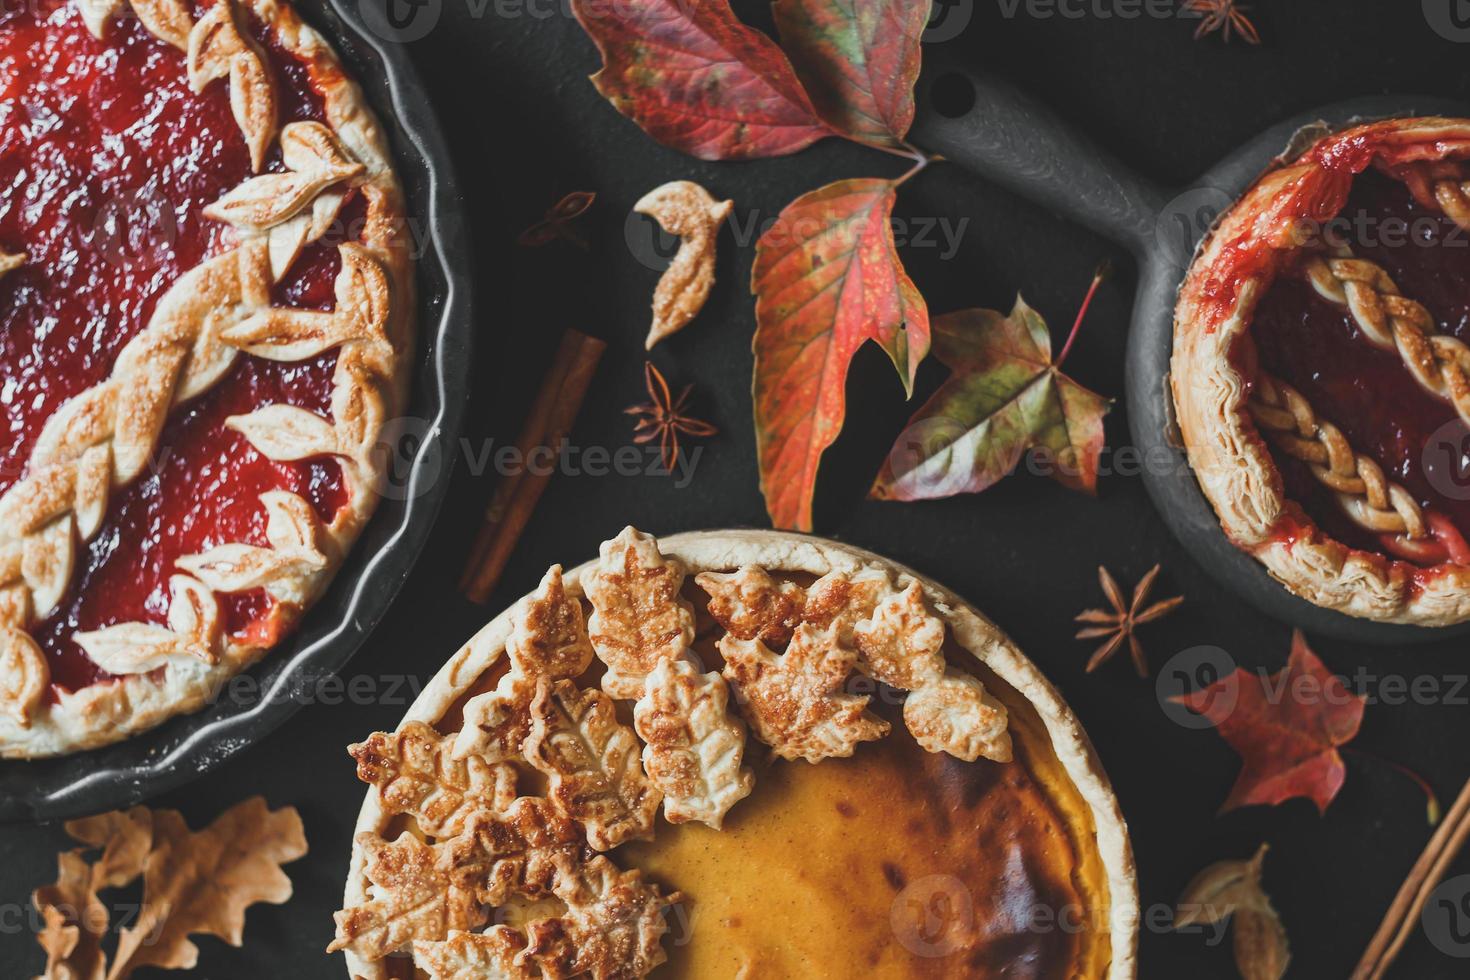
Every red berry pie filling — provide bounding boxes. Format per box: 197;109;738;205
0;0;411;755
1174;118;1470;625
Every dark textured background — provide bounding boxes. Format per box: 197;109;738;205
7;0;1470;976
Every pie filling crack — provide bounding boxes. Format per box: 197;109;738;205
335;528;1138;979
0;0;413;755
1173;117;1470;625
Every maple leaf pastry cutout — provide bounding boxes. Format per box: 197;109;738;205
350;721;517;837
453;564;595;762
583;526;697;699
853;582;1012;763
696;564;806;647
523;677;662;851
719;622;889;763
1171;631;1364;814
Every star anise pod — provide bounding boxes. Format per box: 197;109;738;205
1076;564;1183;677
626;361;717;473
517;190;596;248
1184;0;1260;44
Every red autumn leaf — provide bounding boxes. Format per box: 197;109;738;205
570;0;834;160
772;0;929;148
1171;630;1364;815
870;295;1110;501
752;177;930;531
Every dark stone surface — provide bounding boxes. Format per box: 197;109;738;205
6;0;1470;977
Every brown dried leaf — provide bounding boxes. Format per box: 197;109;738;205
64;808;154;889
584;527;695;699
634;180;733;350
32;851;108;980
720;622;889;762
695;565;805;647
523;678;661;850
1174;844;1289;980
350;721;518;837
107;798;307;978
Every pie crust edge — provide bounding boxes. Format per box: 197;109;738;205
1171;116;1470;626
339;529;1140;980
0;0;415;758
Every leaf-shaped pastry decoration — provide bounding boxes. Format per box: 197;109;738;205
106;797;306;978
720;622;889;762
523;678;661;850
800;566;892;642
74;623;203;676
523;855;681;980
851;581;945;689
453;673;538;764
328;832;486;961
903;670;1011;763
696;565;806;647
634;180;733;350
25;515;76;621
584;526;695;699
634;657;754;829
1175;844;1290;980
0;626;47;727
76;0;126;40
414;928;533;980
228;404;340;461
177;492;328;603
165;575;221;657
451;796;585;907
205;122;362;230
350;722;518;837
129;0;194;50
0;250;25;278
187;0;277;172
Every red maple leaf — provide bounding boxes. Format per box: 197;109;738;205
1171;631;1364;815
570;0;834;160
751;177;930;531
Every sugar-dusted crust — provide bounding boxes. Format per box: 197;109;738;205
1172;117;1470;626
0;0;414;757
341;530;1139;980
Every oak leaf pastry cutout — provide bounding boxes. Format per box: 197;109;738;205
523;677;662;850
854;581;1013;762
350;721;518;837
720;622;890;762
634;180;733;350
522;855;682;978
414;927;532;980
455;564;595;762
584;526;696;699
633;657;755;829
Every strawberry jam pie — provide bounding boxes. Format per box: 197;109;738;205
0;0;412;755
1173;118;1470;625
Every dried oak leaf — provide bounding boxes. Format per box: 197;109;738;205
414;927;532;980
350;721;518;837
569;0;831;160
524;678;662;851
720;622;889;762
634;657;755;829
871;295;1110;502
772;0;928;149
584;527;696;700
1175;844;1289;980
454;564;594;762
634;180;733;350
107;798;307;978
752;177;930;530
33;850;110;980
1171;630;1363;814
696;565;807;647
523;855;681;979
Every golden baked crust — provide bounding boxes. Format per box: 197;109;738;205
1172;117;1470;625
0;0;413;756
338;529;1138;979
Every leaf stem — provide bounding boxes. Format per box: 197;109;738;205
1055;260;1112;369
893;150;934;188
1343;746;1442;826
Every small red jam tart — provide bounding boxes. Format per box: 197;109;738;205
0;0;412;756
1173;117;1470;625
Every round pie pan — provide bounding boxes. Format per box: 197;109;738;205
340;528;1139;979
0;0;473;823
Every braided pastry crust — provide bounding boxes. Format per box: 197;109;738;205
1173;118;1470;626
0;0;414;756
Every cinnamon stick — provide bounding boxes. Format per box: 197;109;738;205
459;329;605;603
1352;772;1470;980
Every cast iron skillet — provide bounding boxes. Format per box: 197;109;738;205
912;60;1470;646
0;0;472;822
